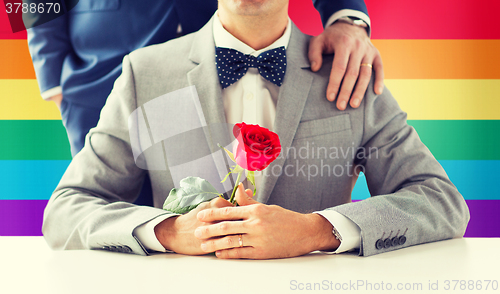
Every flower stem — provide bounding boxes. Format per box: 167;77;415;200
229;170;243;204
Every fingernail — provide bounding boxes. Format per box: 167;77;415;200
194;228;202;238
216;250;221;257
328;93;336;101
352;99;359;107
339;101;347;109
201;243;207;251
197;211;205;219
311;61;316;68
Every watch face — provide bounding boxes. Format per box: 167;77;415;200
353;19;368;28
339;16;368;28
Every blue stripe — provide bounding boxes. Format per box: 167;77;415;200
352;160;500;200
1;160;498;200
0;160;70;200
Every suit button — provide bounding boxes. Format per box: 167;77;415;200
110;246;118;252
399;235;407;245
391;237;400;246
123;246;132;253
375;239;384;250
102;246;110;250
384;238;392;248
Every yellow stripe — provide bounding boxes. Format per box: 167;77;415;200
0;80;61;120
386;79;500;120
2;79;499;120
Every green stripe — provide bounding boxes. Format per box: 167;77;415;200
0;120;71;160
408;120;500;160
0;120;498;160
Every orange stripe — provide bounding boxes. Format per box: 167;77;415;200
1;40;499;80
0;40;35;79
373;40;500;79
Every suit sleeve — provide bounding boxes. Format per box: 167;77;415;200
312;0;369;27
42;55;174;255
25;11;71;97
326;80;470;256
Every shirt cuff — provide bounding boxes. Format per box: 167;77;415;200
41;86;62;100
314;210;361;254
325;9;371;37
133;214;178;253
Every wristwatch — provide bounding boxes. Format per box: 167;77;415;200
334;16;369;35
332;226;343;242
336;16;368;28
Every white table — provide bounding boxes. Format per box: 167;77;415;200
0;237;498;294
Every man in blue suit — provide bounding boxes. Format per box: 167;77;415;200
26;0;383;156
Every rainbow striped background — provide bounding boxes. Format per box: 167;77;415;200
1;0;499;237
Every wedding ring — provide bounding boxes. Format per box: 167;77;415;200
239;234;243;248
360;63;372;68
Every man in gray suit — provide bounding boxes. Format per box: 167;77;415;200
43;0;469;258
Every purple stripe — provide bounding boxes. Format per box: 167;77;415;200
0;200;499;237
0;200;47;236
463;200;500;237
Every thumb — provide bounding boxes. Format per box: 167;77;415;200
235;183;259;206
308;36;324;72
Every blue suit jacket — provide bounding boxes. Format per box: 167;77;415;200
27;0;368;109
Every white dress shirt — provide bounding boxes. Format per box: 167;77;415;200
134;13;361;254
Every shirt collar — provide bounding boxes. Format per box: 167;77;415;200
213;11;291;57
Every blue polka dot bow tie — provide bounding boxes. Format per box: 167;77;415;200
215;46;287;89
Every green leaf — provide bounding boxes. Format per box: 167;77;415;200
218;143;236;163
221;170;232;183
221;165;245;183
233;165;244;173
163;177;220;214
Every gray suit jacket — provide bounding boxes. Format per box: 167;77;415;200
43;18;469;256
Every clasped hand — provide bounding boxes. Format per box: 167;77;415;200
194;184;340;259
157;184;340;259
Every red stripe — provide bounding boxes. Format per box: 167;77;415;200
4;1;499;40
366;0;500;39
288;0;324;36
0;3;26;39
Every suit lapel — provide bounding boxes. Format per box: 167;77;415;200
187;17;226;130
257;25;314;204
186;18;234;192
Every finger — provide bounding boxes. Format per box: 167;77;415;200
372;54;384;95
197;204;249;223
308;36;324;72
194;220;245;239
200;234;249;252
216;247;256;259
210;196;232;208
336;52;364;110
350;61;373;108
235;183;259;206
245;189;254;198
326;49;349;102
